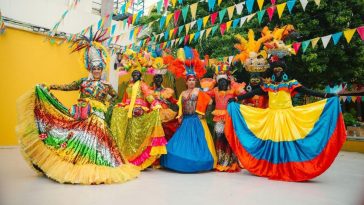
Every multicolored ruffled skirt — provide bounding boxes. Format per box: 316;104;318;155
160;114;217;173
225;97;346;181
110;106;167;170
214;121;241;172
16;85;140;184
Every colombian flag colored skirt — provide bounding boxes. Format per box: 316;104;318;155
225;97;346;181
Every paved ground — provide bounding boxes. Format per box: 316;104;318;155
1;147;364;205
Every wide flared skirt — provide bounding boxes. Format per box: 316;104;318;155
16;85;140;184
161;115;217;173
110;107;167;170
225;97;346;181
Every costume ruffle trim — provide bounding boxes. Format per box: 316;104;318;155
215;163;241;173
127;125;167;170
16;89;140;184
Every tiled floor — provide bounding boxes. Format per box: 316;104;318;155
1;147;364;205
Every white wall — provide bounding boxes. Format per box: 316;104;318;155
0;0;99;34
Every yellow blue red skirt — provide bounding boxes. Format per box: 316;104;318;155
225;97;346;181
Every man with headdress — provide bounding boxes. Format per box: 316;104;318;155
160;46;217;173
16;29;140;184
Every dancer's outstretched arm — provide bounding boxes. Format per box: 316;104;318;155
295;86;337;98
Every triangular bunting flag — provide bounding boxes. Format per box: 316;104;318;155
232;18;240;29
189;33;195;43
240;16;247;27
311;37;320;48
206;27;212;38
182;6;189;22
218;0;222;6
227;6;235;20
197;18;203;31
332;32;343;45
163;0;169;10
257;10;266;24
301;40;310;52
292;42;301;54
136;10;143;24
277;3;286;18
160;16;166;29
190;3;198;20
120;4;126;14
219;8;227;23
174;10;181;26
178;25;184;36
97;19;102;30
321;34;332;48
203;16;209;28
246;0;255;14
271;0;276;4
123;19;127;29
126;1;131;14
236;3;244;15
246;13;256;22
343;28;356;43
169;29;174;39
178;0;183;5
267;6;276;21
200;30;205;39
220;23;227;35
287;0;296;13
211;12;218;25
185;23;190;34
299;0;308;11
212;25;219;36
226;20;232;31
171;0;177;8
166;13;173;27
111;24;116;35
129;29;135;40
184;35;189;45
357;26;364;41
115;35;121;44
155;34;160;42
194;31;200;41
190;20;196;29
208;0;216;11
171;39;175;47
314;0;320;6
132;13;137;24
257;0;264;11
179;37;184;45
347;96;352;103
164;31;169;40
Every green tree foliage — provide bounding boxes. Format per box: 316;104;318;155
137;0;364;87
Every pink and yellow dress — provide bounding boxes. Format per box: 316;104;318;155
16;79;140;184
151;87;179;141
225;80;347;181
110;80;167;170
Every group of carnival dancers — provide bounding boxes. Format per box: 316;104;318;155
16;25;346;184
